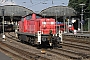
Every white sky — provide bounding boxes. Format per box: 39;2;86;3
0;0;69;12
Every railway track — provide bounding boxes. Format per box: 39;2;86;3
63;38;90;44
46;43;90;60
55;48;90;59
0;41;41;60
0;41;50;60
47;49;82;60
62;33;90;45
63;42;90;51
1;32;90;60
1;32;70;60
6;32;72;60
0;42;28;60
0;32;51;60
63;41;90;49
46;34;90;60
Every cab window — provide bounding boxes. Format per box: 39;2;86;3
26;15;32;20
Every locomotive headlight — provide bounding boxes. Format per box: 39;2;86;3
47;19;49;20
42;22;46;25
51;22;54;24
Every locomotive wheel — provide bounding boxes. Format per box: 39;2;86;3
18;35;22;42
25;36;29;42
28;37;31;44
18;36;24;43
29;37;35;46
19;35;25;43
28;37;34;45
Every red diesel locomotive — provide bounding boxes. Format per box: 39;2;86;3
17;13;61;48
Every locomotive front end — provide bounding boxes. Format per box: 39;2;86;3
37;18;62;48
37;30;62;48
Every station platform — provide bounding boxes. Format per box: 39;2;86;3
63;33;90;37
0;52;12;60
0;34;12;60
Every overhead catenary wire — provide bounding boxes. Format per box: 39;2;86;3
1;0;17;3
30;0;33;4
0;0;7;3
29;0;49;7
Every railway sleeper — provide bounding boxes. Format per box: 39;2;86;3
56;48;90;59
0;42;29;60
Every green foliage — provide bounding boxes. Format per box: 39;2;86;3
68;0;90;31
68;0;90;18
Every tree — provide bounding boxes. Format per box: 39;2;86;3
68;0;90;31
68;0;90;18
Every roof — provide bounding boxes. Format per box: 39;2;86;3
0;5;77;17
40;6;76;17
0;5;77;21
0;5;34;16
